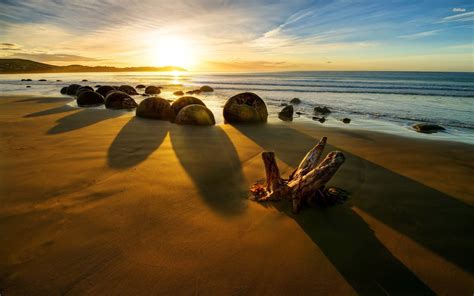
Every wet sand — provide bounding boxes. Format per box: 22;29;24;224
0;95;473;295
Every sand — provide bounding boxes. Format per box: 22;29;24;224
0;95;473;295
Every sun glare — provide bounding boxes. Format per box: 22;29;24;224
151;36;196;69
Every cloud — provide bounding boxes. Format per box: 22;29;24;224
0;42;21;50
398;30;440;40
441;11;474;23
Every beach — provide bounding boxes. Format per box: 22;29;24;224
1;94;473;295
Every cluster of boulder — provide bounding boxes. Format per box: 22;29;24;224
278;98;353;124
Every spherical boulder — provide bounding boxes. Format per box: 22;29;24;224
290;98;301;104
173;90;184;96
119;85;138;95
96;85;115;97
278;105;294;121
175;104;215;126
66;84;81;95
342;118;351;124
413;123;445;133
145;85;161;95
60;87;68;94
136;84;146;89
77;91;105;107
223;92;268;123
75;86;94;96
170;96;205;118
136;97;173;120
105;91;138;109
200;85;214;92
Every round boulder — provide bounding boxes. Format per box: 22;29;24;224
75;86;94;96
170;96;205;117
290;98;301;104
96;85;115;97
342;118;351;124
60;87;68;94
118;85;138;95
278;105;294;121
175;104;215;126
105;91;138;109
413;123;445;133
145;85;161;95
200;85;214;92
223;92;268;123
66;84;81;95
136;84;146;89
173;90;184;96
77;91;105;107
136;97;173;120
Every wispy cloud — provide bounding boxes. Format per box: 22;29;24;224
398;30;440;40
0;42;21;50
441;11;474;23
9;52;102;62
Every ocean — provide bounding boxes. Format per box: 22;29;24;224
0;71;473;144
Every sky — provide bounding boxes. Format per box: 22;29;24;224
0;0;473;72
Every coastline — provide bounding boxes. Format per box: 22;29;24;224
1;95;473;294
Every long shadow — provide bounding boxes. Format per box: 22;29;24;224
170;125;247;216
24;105;76;118
234;123;474;294
107;117;169;169
47;109;125;135
15;97;72;104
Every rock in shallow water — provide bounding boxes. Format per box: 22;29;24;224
173;90;184;96
75;86;94;96
175;104;215;126
105;91;138;109
223;92;268;123
290;98;301;104
314;106;331;115
145;85;161;95
136;97;173;120
77;91;104;107
66;84;81;95
96;85;115;97
413;123;445;133
200;85;214;92
278;105;294;121
170;96;205;118
118;85;138;95
60;87;68;94
342;118;351;124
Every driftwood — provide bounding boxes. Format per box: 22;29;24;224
250;137;348;213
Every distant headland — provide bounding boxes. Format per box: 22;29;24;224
0;59;186;74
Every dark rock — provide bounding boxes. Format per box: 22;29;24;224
413;123;445;133
26;85;31;88
170;96;205;118
200;85;214;92
342;118;351;124
136;84;146;89
75;86;94;96
24;79;32;81
173;90;184;96
312;117;326;123
60;86;68;94
136;97;173;120
186;89;202;95
66;84;81;95
56;80;62;82
118;85;138;95
38;79;47;82
95;85;101;88
175;104;215;126
278;105;293;121
280;103;288;107
296;111;303;115
223;92;268;123
96;85;115;97
82;79;88;82
290;98;301;104
145;85;161;95
77;91;105;107
105;91;138;109
314;106;331;115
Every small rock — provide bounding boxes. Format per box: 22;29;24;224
173;91;184;96
278;105;294;121
56;80;62;82
296;111;303;115
200;85;214;92
38;79;47;81
136;84;146;89
82;79;88;82
145;85;161;95
314;106;331;115
290;98;301;104
413;123;445;133
26;85;31;88
342;118;351;124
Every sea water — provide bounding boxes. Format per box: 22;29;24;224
0;71;473;144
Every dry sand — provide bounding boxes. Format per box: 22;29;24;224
0;95;473;295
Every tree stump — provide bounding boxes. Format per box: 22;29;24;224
250;137;349;213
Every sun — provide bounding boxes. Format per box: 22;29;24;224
151;36;196;69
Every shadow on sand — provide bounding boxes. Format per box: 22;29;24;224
107;117;169;169
170;125;248;215
234;123;474;295
47;108;126;135
24;105;76;118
